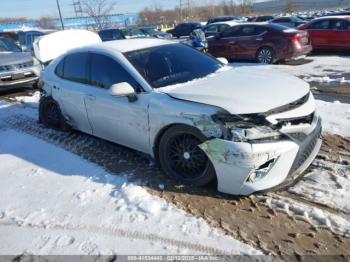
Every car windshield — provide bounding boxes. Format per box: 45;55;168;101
0;38;22;52
124;44;223;89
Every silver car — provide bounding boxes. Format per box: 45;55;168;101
0;37;42;91
39;38;321;196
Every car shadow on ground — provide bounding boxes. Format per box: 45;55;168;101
0;105;242;202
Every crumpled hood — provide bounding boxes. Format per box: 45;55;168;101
0;52;32;66
161;67;310;114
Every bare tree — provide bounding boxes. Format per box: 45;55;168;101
37;16;56;29
81;0;116;30
286;0;297;13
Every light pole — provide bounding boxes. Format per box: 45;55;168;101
56;0;65;30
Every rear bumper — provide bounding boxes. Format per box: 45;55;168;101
286;44;313;60
199;114;322;196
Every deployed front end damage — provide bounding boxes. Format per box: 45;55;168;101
196;92;322;195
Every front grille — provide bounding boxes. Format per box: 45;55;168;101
277;112;314;128
265;92;310;116
0;61;34;72
289;120;322;175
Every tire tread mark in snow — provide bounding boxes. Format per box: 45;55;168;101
0;220;230;255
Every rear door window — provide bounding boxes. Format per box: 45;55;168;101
90;53;139;90
204;25;219;33
309;20;331;30
221;26;242;37
62;52;89;84
239;26;266;36
219;24;230;32
330;19;349;30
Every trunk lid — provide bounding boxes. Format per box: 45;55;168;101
33;29;102;63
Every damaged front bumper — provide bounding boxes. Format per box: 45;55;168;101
199;114;322;196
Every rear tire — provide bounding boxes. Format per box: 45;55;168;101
158;125;216;186
256;47;275;64
39;97;70;131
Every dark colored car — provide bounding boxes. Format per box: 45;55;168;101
98;28;148;42
298;16;350;51
139;27;172;39
271;16;306;28
207;23;312;64
207;16;241;24
98;29;125;41
18;30;54;51
252;16;275;22
167;23;202;38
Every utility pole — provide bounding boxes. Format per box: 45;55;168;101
56;0;65;30
179;0;191;22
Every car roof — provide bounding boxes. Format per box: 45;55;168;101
316;15;350;20
88;38;175;53
205;21;239;26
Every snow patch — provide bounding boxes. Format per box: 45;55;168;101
316;100;350;138
0;127;260;255
289;159;350;214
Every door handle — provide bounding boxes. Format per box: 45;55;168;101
53;85;60;90
228;41;236;45
256;37;263;41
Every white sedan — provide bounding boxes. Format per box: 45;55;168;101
39;36;322;195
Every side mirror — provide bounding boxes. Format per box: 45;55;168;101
217;57;228;65
109;82;137;102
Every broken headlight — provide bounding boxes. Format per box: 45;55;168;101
212;114;281;142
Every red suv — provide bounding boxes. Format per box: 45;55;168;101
207;23;312;64
298;16;350;51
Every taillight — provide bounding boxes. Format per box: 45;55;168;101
288;35;302;50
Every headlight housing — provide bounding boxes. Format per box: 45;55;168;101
212;114;281;142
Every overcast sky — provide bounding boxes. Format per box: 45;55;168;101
1;0;267;19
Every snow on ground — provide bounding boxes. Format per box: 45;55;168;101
262;195;350;238
0;100;260;255
10;91;40;108
289;159;350;214
316;100;350;138
233;55;350;87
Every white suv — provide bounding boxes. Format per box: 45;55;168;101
39;36;322;195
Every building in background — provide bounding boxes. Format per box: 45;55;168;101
0;14;139;32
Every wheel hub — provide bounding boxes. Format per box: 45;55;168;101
183;152;191;160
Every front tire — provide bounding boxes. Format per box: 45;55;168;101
256;47;275;64
158;125;216;186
